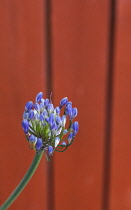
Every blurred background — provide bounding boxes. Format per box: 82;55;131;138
1;0;131;210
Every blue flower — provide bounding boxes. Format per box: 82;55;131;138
61;115;66;127
22;92;79;160
36;92;43;103
66;101;72;107
72;108;78;118
34;103;40;111
44;99;49;107
23;112;28;120
65;104;72;118
59;97;68;108
55;137;60;147
22;119;29;134
29;135;37;143
61;141;66;146
25;101;33;112
35;138;43;151
28;110;34;120
55;107;60;115
68;132;74;143
47;104;54;113
48;146;54;155
72;121;79;134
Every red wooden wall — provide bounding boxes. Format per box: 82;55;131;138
0;1;131;210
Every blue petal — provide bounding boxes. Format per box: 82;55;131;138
28;110;34;120
62;141;66;146
56;116;62;125
23;111;28;120
65;104;72;118
48;146;53;155
68;132;74;143
34;103;40;111
66;101;72;107
44;99;49;106
25;101;33;112
55;107;60;115
29;135;37;143
22;119;29;134
39;114;44;121
35;138;42;150
49;113;54;123
36;92;43;103
72;121;79;134
47;104;54;112
42;110;48;117
39;103;45;113
59;97;68;108
61;115;66;127
72;108;78;118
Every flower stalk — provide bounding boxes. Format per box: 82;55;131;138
0;92;79;209
0;152;43;210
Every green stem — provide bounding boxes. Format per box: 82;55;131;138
0;152;43;210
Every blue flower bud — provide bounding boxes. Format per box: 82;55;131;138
39;114;44;121
45;117;49;123
47;104;54;112
35;138;42;150
22;119;29;134
50;121;57;131
66;101;72;107
48;145;53;155
25;101;33;112
42;110;48;117
55;137;60;147
29;135;37;143
41;98;45;105
61;115;66;127
68;132;74;143
55;107;60;115
65;104;72;118
59;97;68;108
34;103;40;111
28;110;34;120
72;121;79;134
55;127;62;136
62;141;66;146
63;129;68;134
39;103;45;113
23;112;28;120
44;99;49;106
56;116;62;125
36;92;43;103
33;113;39;121
72;108;78;118
49;113;54;123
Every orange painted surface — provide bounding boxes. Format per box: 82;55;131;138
0;1;47;209
51;1;110;209
1;1;131;210
109;1;131;210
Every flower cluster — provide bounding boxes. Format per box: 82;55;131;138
22;92;79;159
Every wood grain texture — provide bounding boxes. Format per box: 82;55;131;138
0;1;47;209
109;1;131;210
51;1;110;209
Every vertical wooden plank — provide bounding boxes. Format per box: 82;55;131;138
0;1;47;209
109;1;131;210
51;1;110;210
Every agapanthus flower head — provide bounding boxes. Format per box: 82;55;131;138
22;92;79;160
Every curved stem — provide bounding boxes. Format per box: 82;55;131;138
0;152;43;210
